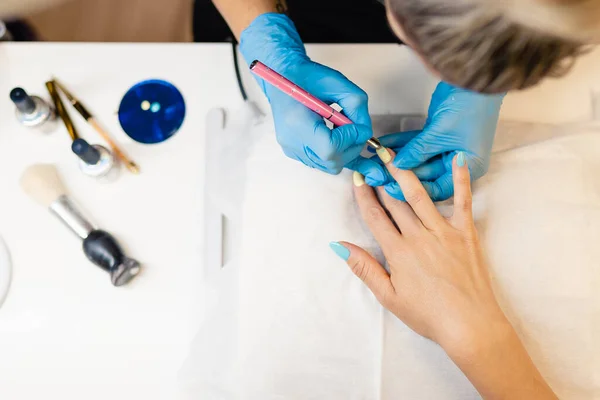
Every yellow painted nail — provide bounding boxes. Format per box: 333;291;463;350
353;171;366;187
376;147;392;164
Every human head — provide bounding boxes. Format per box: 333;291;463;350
386;0;600;93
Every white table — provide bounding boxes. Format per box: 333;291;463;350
0;43;242;400
0;43;598;400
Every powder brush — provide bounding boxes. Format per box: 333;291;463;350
20;164;141;286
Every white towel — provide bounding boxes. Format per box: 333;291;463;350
180;120;600;400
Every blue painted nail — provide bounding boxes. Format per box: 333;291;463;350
457;152;467;167
329;242;350;261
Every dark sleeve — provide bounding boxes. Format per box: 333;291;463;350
193;0;403;45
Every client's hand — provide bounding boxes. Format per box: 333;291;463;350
335;149;502;347
330;148;557;400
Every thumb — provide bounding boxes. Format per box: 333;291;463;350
330;123;373;154
421;172;455;202
329;241;396;307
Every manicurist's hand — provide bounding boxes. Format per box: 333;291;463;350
357;82;504;201
330;148;557;400
240;13;375;175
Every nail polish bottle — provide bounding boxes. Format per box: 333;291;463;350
72;138;120;182
10;87;57;133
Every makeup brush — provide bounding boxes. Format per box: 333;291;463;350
46;80;78;141
20;164;141;286
52;79;140;174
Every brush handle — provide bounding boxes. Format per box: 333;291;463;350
83;230;123;272
48;196;140;286
46;81;78;141
89;118;140;174
49;195;95;239
83;230;141;286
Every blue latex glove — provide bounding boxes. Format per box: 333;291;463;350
240;13;377;176
361;82;504;201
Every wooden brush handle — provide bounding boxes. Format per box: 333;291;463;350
89;118;140;174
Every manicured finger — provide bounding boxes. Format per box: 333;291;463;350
366;130;420;153
376;186;423;236
352;171;404;254
367;155;445;184
375;147;446;230
386;175;454;203
329;241;396;308
451;152;474;229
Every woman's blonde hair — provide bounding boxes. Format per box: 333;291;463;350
388;0;600;93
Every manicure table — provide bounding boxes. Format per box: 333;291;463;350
0;42;598;400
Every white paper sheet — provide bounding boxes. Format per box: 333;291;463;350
181;120;600;400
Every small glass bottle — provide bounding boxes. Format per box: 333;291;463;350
72;139;120;182
10;87;57;133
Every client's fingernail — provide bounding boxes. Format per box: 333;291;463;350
329;242;350;261
457;151;467;167
353;171;366;187
376;147;392;164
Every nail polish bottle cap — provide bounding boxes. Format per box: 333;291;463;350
72;139;101;165
10;87;36;114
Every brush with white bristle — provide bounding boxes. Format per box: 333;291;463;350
20;164;66;206
20;163;95;239
19;164;141;286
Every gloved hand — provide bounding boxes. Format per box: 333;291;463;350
240;13;375;175
360;82;504;201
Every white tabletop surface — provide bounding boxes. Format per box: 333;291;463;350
0;42;598;400
0;43;241;400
